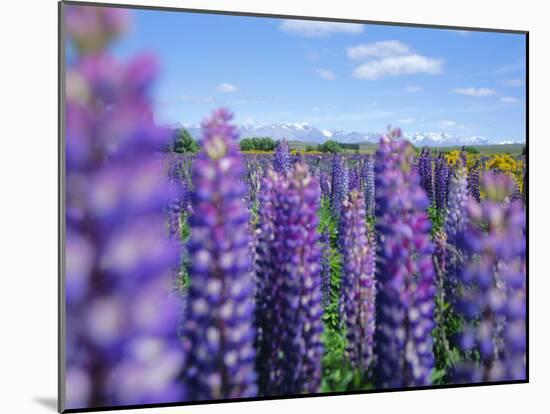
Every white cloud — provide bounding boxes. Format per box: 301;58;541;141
406;85;423;93
398;118;415;124
312;107;321;112
347;40;411;60
439;120;456;127
353;54;444;80
502;78;523;87
217;83;238;93
452;87;496;97
279;20;364;37
316;68;336;80
500;96;519;103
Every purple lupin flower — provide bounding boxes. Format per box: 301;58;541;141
273;139;291;175
459;148;468;168
166;158;190;239
468;161;481;202
330;155;349;219
64;5;184;409
435;153;449;211
444;160;470;305
276;163;324;394
454;173;526;383
244;159;263;211
182;109;257;400
254;170;284;395
373;130;436;388
319;170;331;200
349;165;360;191
255;163;324;395
362;155;376;216
292;150;304;165
419;148;434;203
339;190;376;370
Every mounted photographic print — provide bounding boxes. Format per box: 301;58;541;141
59;1;528;412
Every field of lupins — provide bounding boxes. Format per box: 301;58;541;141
63;5;527;410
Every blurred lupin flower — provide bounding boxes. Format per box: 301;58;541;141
64;5;185;409
66;4;130;55
293;150;304;165
182;109;258;400
510;179;523;202
373;130;436;388
481;171;517;202
453;172;526;383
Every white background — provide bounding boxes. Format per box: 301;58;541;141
0;0;546;412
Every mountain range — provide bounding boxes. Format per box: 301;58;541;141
181;122;524;147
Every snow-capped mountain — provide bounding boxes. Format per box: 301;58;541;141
180;122;524;147
497;139;525;145
403;132;490;147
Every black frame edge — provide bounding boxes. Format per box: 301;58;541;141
58;1;67;413
524;31;529;383
61;0;528;34
63;379;529;413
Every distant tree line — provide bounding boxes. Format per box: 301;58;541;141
340;143;360;150
240;137;277;151
168;129;501;157
304;140;344;153
462;146;480;154
169;130;279;153
317;140;342;153
171;128;200;153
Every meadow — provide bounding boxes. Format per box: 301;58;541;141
287;141;525;155
164;129;526;396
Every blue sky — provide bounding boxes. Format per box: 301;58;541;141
109;8;526;143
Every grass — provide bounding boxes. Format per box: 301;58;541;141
286;141;524;155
